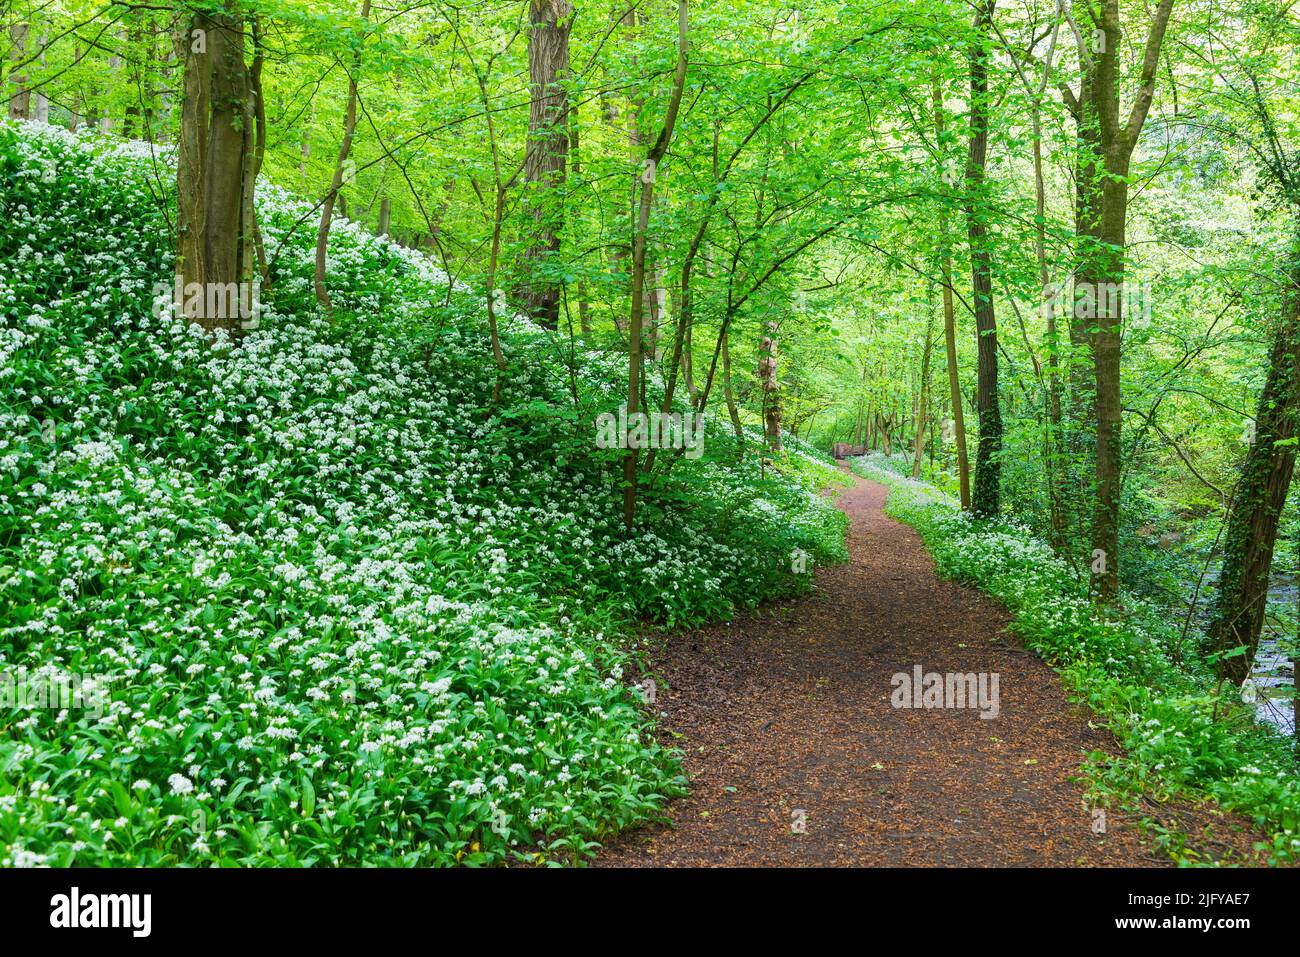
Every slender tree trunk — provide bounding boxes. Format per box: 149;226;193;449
67;44;83;131
570;103;592;335
760;321;782;451
124;14;145;137
101;33;123;133
7;23;30;119
32;33;48;123
1067;26;1107;564
517;0;572;329
1090;196;1125;596
486;182;508;403
314;0;371;311
913;306;935;479
622;0;689;530
299;117;311;186
613;9;642;337
932;72;971;509
1074;0;1175;600
648;263;667;360
1030;62;1068;549
721;328;744;441
965;0;1002;517
247;17;267;290
852;389;864;447
158;18;181;140
683;304;697;400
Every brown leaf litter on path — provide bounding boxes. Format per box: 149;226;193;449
596;470;1270;867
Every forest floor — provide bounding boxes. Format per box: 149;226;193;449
596;470;1268;866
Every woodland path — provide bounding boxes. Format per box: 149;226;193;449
596;470;1263;867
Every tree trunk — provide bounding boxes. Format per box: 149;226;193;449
613;9;642;337
760;321;782;452
622;0;689;530
158;19;181;141
517;0;572;329
913;306;935;479
124;15;145;137
7;23;30;119
247;18;267;290
299;118;311;186
1209;242;1300;685
32;33;48;123
932;72;971;509
102;33;123;132
965;0;1002;517
1073;0;1176;600
1028;38;1068;549
682;301;697;400
175;5;258;334
570;103;592;335
644;261;662;359
314;0;371;311
721;328;744;441
67;44;82;131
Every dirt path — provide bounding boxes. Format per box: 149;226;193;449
597;472;1263;867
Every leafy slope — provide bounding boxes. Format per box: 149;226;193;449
0;120;847;866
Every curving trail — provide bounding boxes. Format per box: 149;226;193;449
596;471;1262;867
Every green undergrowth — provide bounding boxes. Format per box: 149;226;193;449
0;119;847;866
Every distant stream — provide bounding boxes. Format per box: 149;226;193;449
1191;570;1296;735
1253;573;1296;735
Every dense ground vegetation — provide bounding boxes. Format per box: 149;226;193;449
0;122;845;865
2;0;1299;868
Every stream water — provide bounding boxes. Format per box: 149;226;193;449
1251;574;1296;735
1191;570;1296;735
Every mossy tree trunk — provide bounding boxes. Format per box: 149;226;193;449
1209;243;1300;685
